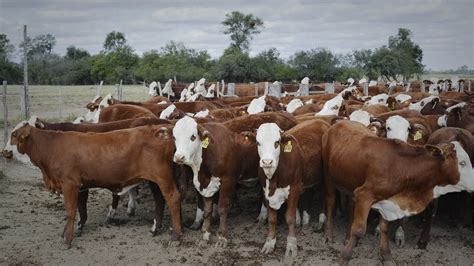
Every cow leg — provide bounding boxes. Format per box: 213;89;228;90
105;193;119;224
200;196;213;245
62;183;79;248
215;178;235;248
378;217;393;262
190;195;204;230
417;201;434;249
315;185;327;232
344;198;355;243
339;189;374;265
261;201;277;253
394;219;406;247
77;189;89;235
148;181;165;236
285;186;301;257
324;178;337;243
300;189;312;231
256;203;268;225
127;187;138;216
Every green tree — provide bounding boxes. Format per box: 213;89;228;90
388;28;423;81
222;11;263;51
0;34;22;82
213;47;253;82
65;46;90;60
289;48;339;82
103;31;127;53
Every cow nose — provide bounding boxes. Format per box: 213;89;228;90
261;159;273;167
2;149;13;160
174;154;185;164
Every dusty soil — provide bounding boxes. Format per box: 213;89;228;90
0;159;473;265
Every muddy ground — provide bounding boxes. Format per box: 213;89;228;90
0;158;473;265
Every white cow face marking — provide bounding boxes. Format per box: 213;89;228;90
247;96;266;114
364;93;388;106
3;119;38;165
386;115;410;142
437;114;447;127
395;94;412;104
433;141;474;197
256;123;282;179
159;104;176;119
349;110;371;126
194;109;209;118
173;116;202;167
315;95;343;116
286;99;304;113
148;81;158;96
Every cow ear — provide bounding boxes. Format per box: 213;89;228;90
107;98;114;105
239;131;256;144
155;127;170;139
431;97;440;110
280;134;295;143
426;145;444;159
35;119;45;129
198;125;211;141
409;123;426;143
386;96;396;110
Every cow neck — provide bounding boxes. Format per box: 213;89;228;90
24;127;56;168
190;145;204;181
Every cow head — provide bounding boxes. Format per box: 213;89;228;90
349;110;371;126
408;95;438;112
445;102;468;127
386;115;410;142
368;119;386;137
420;97;445;115
172;116;210;167
256;123;294;179
159;104;177;119
2;117;38;164
247;96;266;114
148;81;158;96
315;96;344;116
364;93;388;106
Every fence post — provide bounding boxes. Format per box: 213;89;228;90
119;79;123;100
58;86;62;118
97;80;103;96
469;80;471;92
216;82;220;97
21;25;30;118
324;83;334;94
363;82;369;96
3;81;8;147
264;82;269;95
173;75;177;84
405;82;411;92
227;83;235;96
459;82;464;93
299;84;309;96
255;83;259;96
268;83;281;99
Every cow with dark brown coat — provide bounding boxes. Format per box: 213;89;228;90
3;123;182;248
322;120;473;264
99;104;158;122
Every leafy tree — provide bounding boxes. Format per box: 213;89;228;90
103;31;127;53
222;11;263;51
251;48;296;81
387;28;423;81
0;34;21;82
213;47;253;82
20;34;56;58
289;48;339;82
65;46;90;60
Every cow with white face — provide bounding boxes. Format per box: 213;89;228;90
247;95;266;114
349;110;371;126
148;81;158;96
408;95;438;112
286;98;304;114
364;93;389;106
3;117;38;166
386;115;411;141
256;120;329;257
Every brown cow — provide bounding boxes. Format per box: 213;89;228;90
99;104;158;122
322;120;470;264
3;124;182;248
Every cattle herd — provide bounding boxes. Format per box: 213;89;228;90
2;77;473;265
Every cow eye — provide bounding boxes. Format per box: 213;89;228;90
274;141;280;149
387;127;391;131
460;161;466;167
172;136;176;141
256;141;260;146
190;134;196;141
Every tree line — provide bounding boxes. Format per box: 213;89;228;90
0;11;449;85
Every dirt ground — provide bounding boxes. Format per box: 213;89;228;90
0;158;473;265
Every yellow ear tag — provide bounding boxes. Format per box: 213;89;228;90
201;137;210;148
245;136;249;140
413;130;422;141
284;140;292;153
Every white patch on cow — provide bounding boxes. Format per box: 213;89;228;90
162;79;175;96
302;210;310;225
257;204;268;223
148;81;158;96
368;80;377;87
187;93;202;102
107;206;117;220
349;110;371;126
433;141;474;197
203;231;211;241
194;207;204;225
386;115;410;142
90;93;112;123
286;99;304;113
446;102;467;112
179;88;188;102
371;200;417;221
261;237;276;253
173;116;203;172
364;93;388;106
150;219;157;232
159;104;176;119
304;99;313;105
194;109;209;118
264;179;290;210
195;176;221;198
157;100;168;105
315;95;343;116
301;77;310;85
73;116;84;124
205;84;216;98
438;115;447;127
127;187;138;215
395;94;412;103
256;123;282;179
347;78;355;86
319;213;327;224
428;84;439;95
408;95;438;112
295;210;301;226
117;183;140;196
247;96;266;114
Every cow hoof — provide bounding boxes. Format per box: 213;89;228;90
416;240;428;250
285;236;298;257
261;238;276;254
215;235;228;248
395;227;405;247
314;222;324;233
127;207;135;217
76;224;84;236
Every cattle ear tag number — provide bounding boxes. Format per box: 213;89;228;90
413;130;422;141
284;140;292;153
201;137;210;148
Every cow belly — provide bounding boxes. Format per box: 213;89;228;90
371;200;417;221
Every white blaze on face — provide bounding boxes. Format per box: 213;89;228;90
408;95;438;112
173;116;202;168
446;102;467;112
194;109;209;118
304;99;313;105
301;77;310;85
179;88;188;102
264;179;290;210
315;95;343;116
349;110;371;126
386;115;410;142
433;141;474;198
90;93;113;123
364;93;388;106
159;104;176;119
286;99;304;113
148;81;158;96
4;119;38;165
438;115;447;127
395;94;412;104
247;95;266;114
256;123;282;179
368;80;377;87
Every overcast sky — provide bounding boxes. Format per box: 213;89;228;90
1;0;473;70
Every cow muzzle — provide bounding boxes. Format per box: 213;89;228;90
2;149;13;160
173;154;186;165
260;159;274;168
